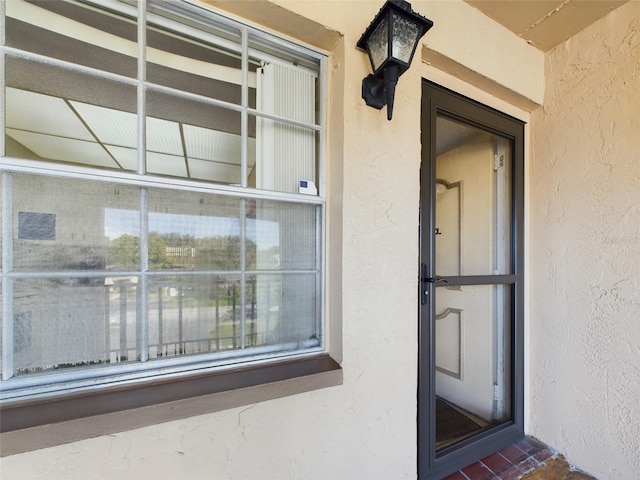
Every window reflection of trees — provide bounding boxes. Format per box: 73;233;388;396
107;233;257;271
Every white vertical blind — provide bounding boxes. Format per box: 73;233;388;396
256;63;316;194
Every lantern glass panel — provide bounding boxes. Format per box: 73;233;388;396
367;18;389;72
391;11;421;63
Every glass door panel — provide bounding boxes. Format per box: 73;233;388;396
435;116;512;278
435;285;512;450
419;80;524;480
433;114;514;452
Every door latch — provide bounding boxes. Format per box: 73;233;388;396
423;277;448;284
421;264;447;305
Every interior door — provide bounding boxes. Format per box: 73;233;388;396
418;81;525;479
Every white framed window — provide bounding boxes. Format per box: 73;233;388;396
0;0;329;416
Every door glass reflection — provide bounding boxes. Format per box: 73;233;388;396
435;116;512;277
434;114;514;451
435;285;512;450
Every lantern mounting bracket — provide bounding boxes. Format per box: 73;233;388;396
362;65;400;120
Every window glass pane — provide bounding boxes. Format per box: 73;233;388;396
5;0;138;77
253;117;318;194
12;174;140;271
146;90;243;184
14;277;139;376
148;274;240;358
146;273;319;360
147;188;242;271
435;116;512;276
250;36;320;124
245;122;258;188
1;0;325;394
251;199;319;271
435;284;512;450
0;287;3;374
5;57;138;170
0;175;3;272
251;273;320;347
146;3;245;105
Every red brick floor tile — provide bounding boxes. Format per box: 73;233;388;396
515;437;539;454
499;465;524;480
442;471;468;480
481;452;513;475
517;456;540;474
462;461;497;480
443;437;576;480
499;444;528;464
532;449;554;463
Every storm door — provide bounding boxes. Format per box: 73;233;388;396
418;81;524;479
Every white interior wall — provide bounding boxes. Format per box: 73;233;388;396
435;137;496;420
529;2;640;478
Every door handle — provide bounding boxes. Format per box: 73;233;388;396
421;264;448;284
423;277;448;284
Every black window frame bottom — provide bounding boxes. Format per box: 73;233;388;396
418;80;525;480
0;353;341;456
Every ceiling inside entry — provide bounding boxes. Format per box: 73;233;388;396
5;85;253;182
464;0;629;51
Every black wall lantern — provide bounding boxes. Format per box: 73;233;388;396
357;0;433;120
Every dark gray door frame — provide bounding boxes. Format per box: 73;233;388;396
418;80;525;480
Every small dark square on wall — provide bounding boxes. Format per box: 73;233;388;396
18;212;56;241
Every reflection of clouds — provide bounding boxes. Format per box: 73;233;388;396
104;208;139;240
249;219;280;249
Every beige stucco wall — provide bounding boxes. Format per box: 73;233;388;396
0;1;545;479
529;1;640;478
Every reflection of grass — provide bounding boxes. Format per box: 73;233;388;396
209;321;239;349
161;295;236;309
108;280;281;350
158;287;238;308
208;318;268;348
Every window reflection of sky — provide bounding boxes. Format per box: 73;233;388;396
104;208;279;248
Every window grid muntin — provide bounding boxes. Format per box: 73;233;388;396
137;0;147;175
3;267;321;280
241;27;249;187
2;48;320;188
0;0;326;389
1;174;14;380
145;1;243;62
0;158;326;206
0;168;324;390
139;187;150;361
1;47;322;128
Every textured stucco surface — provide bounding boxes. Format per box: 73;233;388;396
529;2;640;478
12;0;640;478
0;1;536;478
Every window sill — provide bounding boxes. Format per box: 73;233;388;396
0;354;342;456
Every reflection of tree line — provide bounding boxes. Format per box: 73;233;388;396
107;233;271;270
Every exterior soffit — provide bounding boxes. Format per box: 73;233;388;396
464;0;629;51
